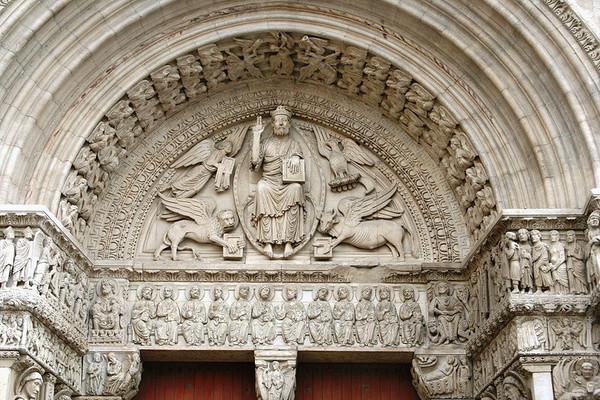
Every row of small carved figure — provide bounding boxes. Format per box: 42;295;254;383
496;227;596;295
0;312;81;390
0;226;89;325
121;284;427;347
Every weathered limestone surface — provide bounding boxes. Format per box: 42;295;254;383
1;1;600;400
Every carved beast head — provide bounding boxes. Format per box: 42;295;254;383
317;208;339;234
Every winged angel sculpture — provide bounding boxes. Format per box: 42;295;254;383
256;361;295;400
154;125;248;260
153;195;242;261
317;185;413;259
167;125;247;198
313;125;375;192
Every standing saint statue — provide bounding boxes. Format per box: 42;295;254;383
250;106;306;258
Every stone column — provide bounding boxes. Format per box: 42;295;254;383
522;364;553;400
41;373;56;400
254;349;297;400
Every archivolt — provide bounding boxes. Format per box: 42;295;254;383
0;0;597;252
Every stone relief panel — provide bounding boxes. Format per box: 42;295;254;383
76;34;482;262
0;220;90;352
0;311;82;393
465;219;593;351
122;283;435;349
135;108;429;264
412;354;471;399
476;371;530;400
83;350;141;399
89;278;127;344
553;357;600;400
472;323;518;395
427;281;472;346
254;349;297;400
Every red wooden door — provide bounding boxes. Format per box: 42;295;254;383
134;362;417;400
296;363;418;400
134;362;256;400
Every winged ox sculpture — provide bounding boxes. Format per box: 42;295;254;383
317;185;413;260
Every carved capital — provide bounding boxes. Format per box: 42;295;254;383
254;349;297;400
83;349;141;400
411;353;472;399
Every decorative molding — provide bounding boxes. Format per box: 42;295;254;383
542;0;600;72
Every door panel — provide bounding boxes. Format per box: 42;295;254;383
296;363;418;400
134;362;256;400
134;362;417;400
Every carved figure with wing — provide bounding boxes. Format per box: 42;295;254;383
313;126;375;192
256;361;295;400
317;185;413;259
154;194;242;261
167;125;247;198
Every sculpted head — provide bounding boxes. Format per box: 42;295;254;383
92;352;103;362
271;106;292;136
317;209;338;234
23;227;34;240
566;230;576;243
259;285;271;300
238;285;250;299
505;232;517;241
317;287;329;301
213;286;224;300
549;230;560;242
588;211;600;228
336;286;349;300
581;362;595;380
530;230;541;243
379;287;390;300
217;209;237;232
100;279;116;296
218;140;233;153
19;371;43;399
2;226;14;240
284;286;298;301
141;285;153;300
189;285;201;299
361;287;373;300
517;228;529;242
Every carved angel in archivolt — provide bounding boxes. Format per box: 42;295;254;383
297;36;340;85
317;185;413;259
154;194;242;261
167;125;248;198
313;126;375;192
225;38;265;81
269;32;295;76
